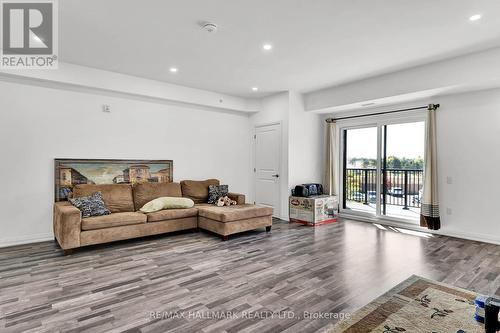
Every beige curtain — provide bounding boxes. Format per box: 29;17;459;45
325;121;338;196
420;104;440;230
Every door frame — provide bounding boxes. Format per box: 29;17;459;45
338;111;426;224
253;121;282;218
339;123;379;220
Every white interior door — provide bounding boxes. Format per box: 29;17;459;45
254;123;281;217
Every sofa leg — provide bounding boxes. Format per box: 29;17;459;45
266;226;272;232
222;235;229;241
63;249;73;256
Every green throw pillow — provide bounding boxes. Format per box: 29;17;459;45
140;197;195;213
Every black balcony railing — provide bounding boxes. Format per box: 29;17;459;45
345;168;423;209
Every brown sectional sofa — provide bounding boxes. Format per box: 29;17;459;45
198;205;273;241
53;179;273;255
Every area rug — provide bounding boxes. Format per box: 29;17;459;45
330;275;484;333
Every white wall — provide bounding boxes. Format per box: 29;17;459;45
325;88;500;244
0;80;251;246
435;88;500;244
304;47;500;112
248;91;324;220
1;62;260;113
288;91;323;188
4;76;495;246
249;92;290;219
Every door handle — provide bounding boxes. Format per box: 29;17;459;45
272;174;280;178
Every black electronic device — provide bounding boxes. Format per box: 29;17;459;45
485;297;500;333
292;183;324;197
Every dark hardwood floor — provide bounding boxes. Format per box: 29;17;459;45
0;218;499;333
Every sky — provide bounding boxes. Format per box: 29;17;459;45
346;122;424;160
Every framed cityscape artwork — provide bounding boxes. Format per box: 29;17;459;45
54;159;173;201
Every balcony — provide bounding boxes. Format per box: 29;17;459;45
344;168;423;220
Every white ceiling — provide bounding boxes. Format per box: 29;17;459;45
59;0;500;98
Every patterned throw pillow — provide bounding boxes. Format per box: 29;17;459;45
69;192;111;218
207;185;229;204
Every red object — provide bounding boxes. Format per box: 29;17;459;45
290;218;337;226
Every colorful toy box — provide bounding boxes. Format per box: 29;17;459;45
289;195;338;226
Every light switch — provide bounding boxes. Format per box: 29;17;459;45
102;105;111;113
446;176;453;184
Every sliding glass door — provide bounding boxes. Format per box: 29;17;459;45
343;126;378;216
341;118;425;223
381;122;424;220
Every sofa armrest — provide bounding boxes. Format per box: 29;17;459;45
228;192;245;205
53;201;82;249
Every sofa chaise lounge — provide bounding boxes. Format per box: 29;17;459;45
53;179;273;255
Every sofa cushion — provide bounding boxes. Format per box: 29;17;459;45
82;212;147;231
197;204;273;222
133;182;182;210
227;192;246;205
73;184;134;213
146;207;199;222
180;179;219;203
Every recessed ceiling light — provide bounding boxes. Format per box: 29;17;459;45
169;67;178;73
262;43;273;51
469;14;482;21
252;87;258;92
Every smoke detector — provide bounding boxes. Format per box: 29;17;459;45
201;23;218;33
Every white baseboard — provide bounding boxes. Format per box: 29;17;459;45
431;229;500;246
0;233;54;248
340;213;500;245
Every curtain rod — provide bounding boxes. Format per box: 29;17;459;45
325;103;440;123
